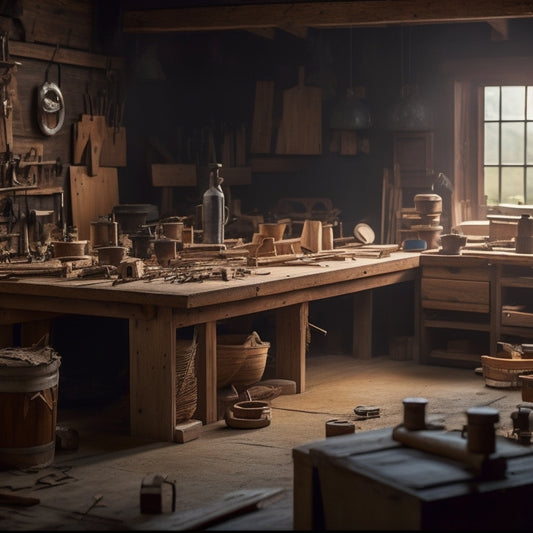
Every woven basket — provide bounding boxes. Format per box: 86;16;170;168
217;331;270;389
176;333;198;423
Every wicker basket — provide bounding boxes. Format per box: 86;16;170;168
217;331;270;389
481;355;533;389
176;333;198;423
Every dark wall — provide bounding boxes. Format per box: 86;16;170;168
115;17;533;237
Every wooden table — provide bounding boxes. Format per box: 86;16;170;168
0;252;420;442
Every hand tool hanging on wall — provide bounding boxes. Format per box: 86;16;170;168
37;45;65;136
0;32;21;188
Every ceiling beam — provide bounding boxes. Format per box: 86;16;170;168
123;1;533;33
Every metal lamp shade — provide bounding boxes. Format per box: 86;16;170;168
329;90;372;130
389;85;433;131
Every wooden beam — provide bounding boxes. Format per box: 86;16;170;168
123;1;533;33
9;41;124;70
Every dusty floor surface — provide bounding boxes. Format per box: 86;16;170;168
0;353;526;531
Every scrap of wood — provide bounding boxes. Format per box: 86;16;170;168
129;488;285;530
253;250;358;267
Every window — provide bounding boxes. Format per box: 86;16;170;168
483;85;533;205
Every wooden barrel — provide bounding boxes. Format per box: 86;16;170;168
0;346;61;470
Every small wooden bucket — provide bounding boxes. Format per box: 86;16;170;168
0;346;61;470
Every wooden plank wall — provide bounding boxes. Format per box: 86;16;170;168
0;0;124;251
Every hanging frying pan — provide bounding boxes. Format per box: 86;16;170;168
37;80;65;136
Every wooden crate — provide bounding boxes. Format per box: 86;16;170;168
294;426;533;531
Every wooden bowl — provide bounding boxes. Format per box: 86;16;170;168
231;400;271;419
97;246;128;266
52;240;88;258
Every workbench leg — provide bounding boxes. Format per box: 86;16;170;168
129;308;176;442
352;291;372;359
275;302;308;393
195;321;218;425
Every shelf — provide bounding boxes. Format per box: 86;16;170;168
429;349;482;364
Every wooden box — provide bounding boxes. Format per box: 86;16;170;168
294;427;533;530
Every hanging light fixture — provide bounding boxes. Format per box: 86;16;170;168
329;27;371;130
388;27;432;131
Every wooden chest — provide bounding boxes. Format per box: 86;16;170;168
293;427;533;530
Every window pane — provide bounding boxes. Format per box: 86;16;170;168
501;86;525;120
528;87;533;120
501;166;524;204
485;86;500;120
526;122;533;165
527;167;533;204
484;166;499;205
501;122;524;164
484;123;499;165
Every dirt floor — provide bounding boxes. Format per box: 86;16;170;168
0;353;527;531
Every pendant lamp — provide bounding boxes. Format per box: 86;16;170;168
390;83;433;131
329;28;371;131
388;27;432;131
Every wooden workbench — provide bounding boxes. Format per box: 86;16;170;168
0;252;420;442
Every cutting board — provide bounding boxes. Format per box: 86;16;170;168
69;166;119;240
72;114;107;176
275;67;322;155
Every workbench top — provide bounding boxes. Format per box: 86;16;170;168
0;252;421;311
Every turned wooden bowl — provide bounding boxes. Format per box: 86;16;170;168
231;400;271;419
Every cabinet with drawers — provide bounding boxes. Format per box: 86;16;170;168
420;255;494;367
420;253;533;367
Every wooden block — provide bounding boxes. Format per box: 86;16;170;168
174;419;202;444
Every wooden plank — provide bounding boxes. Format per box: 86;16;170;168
151;163;197;187
250;156;314;173
220;166;252;186
129;488;284;530
69;166;119;241
9;41;124;71
123;1;533;33
19;0;93;51
250;80;275;154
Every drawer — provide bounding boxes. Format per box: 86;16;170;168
501;309;533;328
422;265;490;281
421;278;490;312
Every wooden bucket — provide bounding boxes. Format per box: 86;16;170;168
217;331;270;389
0;346;61;470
